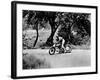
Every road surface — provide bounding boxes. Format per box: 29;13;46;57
23;49;91;68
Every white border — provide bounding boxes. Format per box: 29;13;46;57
17;3;96;77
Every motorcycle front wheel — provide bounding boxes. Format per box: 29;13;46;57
49;47;55;55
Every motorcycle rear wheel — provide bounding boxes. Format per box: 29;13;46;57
49;47;55;55
65;45;72;53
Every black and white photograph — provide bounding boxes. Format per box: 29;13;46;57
23;10;91;69
11;1;97;79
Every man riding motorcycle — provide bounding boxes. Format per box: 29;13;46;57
49;35;72;55
55;36;65;49
53;36;65;53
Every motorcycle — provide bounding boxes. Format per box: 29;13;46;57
49;43;72;55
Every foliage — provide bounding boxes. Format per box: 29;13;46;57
23;30;37;49
54;12;90;45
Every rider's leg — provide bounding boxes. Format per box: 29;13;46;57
62;39;65;49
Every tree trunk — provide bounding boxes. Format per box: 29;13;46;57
46;19;57;46
46;29;55;46
33;21;39;47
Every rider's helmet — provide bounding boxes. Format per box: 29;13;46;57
56;36;59;42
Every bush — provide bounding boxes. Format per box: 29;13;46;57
23;53;51;69
23;30;37;49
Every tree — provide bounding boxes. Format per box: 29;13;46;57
51;12;91;45
23;10;91;47
23;11;57;47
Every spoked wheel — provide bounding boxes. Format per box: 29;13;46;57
65;44;72;53
49;47;55;55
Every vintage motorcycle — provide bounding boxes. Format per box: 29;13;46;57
49;43;72;55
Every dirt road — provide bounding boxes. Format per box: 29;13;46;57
23;49;91;68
